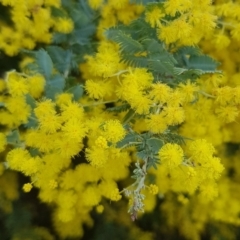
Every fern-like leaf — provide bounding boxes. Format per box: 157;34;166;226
35;49;53;80
107;30;144;54
187;55;219;71
121;54;148;68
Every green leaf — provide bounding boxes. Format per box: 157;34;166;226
142;39;165;54
71;24;96;45
25;94;36;108
46;46;72;75
24;112;38;129
121;54;148;68
136;149;149;160
35;49;53;79
107;103;131;113
28;148;40;157
128;18;156;39
45;74;65;100
66;84;84;101
122;109;136;124
50;6;67;18
6;130;21;146
177;46;201;56
0;102;5;107
116;133;139;149
147;157;160;170
52;33;68;44
187;55;219;71
106;30;144;54
148;59;174;74
146;138;164;153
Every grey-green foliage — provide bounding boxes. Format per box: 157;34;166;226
23;48;85;101
117;129;164;170
53;0;96;45
105;5;220;85
32;49;65;99
50;0;97;71
6;129;21;146
46;46;73;75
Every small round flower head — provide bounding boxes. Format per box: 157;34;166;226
28;74;45;98
95;136;108;148
7;72;29;96
149;184;159;195
96;204;104;213
187;139;215;163
158;143;184;169
23;183;33;192
102;119;126;143
85;147;108;168
146;113;168;134
110;188;122;201
145;6;165;28
54;18;74;34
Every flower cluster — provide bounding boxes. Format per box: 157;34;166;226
0;0;240;239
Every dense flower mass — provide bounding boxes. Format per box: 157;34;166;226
0;0;240;239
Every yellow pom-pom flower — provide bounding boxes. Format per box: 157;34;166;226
86;147;109;168
95;136;108;148
158;143;184;169
23;183;33;192
145;6;165;28
102;119;126;143
96;204;104;213
7;72;29;96
0;132;6;152
54;18;74;34
110;188;122;201
28;74;45;98
149;184;159;195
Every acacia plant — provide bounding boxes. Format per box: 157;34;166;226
0;0;240;239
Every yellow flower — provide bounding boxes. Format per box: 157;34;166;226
178;80;199;103
82;186;101;206
109;188;122;201
164;0;192;16
88;0;103;10
56;93;73;107
150;83;172;104
54;18;74;34
85;79;112;99
85;147;109;168
146;113;168;134
96;204;104;213
28;74;45;98
145;6;165;28
213;86;234;105
34;99;56;118
7;72;29;96
7;148;31;171
23;183;33;192
95;136;108;148
102;119;126;143
38;113;62;133
60;102;84;122
61;119;87;141
187;139;215;163
0;133;6;152
149;184;159;195
215;105;239;123
158;143;184;169
163;106;185;125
